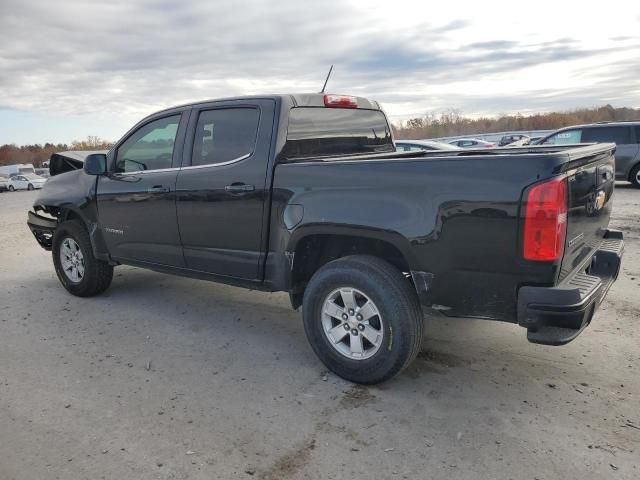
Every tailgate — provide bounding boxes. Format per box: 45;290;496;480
559;146;616;281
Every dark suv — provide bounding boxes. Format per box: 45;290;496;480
540;121;640;187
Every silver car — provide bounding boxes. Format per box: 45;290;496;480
395;140;460;152
448;138;496;148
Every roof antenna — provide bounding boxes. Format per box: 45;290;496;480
320;65;333;93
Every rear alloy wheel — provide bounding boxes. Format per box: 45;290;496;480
321;287;385;361
303;255;423;384
630;164;640;189
8;185;14;192
52;220;114;297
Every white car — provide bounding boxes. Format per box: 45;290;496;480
8;173;47;191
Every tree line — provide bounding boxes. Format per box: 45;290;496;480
0;136;113;167
393;104;640;139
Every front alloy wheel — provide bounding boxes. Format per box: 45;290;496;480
59;237;85;283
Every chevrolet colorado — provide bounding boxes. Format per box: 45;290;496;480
27;93;623;384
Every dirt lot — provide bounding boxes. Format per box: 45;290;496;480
1;187;638;480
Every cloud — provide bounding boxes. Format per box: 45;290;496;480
0;0;639;143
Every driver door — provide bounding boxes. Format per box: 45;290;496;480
96;111;189;267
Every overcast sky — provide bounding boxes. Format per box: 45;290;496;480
1;0;639;145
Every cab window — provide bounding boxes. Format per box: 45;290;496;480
191;108;260;166
115;115;181;173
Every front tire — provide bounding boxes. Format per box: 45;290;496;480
27;183;34;190
8;185;14;192
52;220;114;297
629;164;640;189
302;255;423;384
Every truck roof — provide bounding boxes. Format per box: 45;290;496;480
151;93;382;117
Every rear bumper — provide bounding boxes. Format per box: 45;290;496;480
517;229;623;346
27;210;57;250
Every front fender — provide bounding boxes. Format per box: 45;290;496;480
31;170;110;261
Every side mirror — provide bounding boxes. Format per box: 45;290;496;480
84;154;107;176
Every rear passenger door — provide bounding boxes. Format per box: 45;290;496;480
176;99;275;280
581;126;638;180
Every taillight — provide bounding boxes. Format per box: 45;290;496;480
324;94;358;108
522;177;568;262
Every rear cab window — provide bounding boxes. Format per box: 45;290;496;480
281;108;394;160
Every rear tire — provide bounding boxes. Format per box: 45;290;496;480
52;220;114;297
8;185;14;192
302;255;423;384
629;164;640;189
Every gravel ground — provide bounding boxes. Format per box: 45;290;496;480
1;187;639;480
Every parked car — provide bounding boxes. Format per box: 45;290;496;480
448;138;496;148
35;168;50;178
499;134;530;146
8;173;47;191
395;140;460;152
0;174;9;192
539;121;640;187
27;93;623;384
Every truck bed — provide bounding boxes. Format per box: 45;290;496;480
272;143;617;322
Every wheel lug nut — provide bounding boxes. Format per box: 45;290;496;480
351;329;358;336
348;309;355;315
358;324;365;331
342;313;348;320
344;324;350;330
356;314;363;321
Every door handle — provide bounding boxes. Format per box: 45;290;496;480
225;183;255;193
147;185;170;193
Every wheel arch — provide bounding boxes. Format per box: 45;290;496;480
286;226;415;309
36;204;112;262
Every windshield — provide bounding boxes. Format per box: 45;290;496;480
22;173;43;180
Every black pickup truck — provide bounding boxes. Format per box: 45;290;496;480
28;93;623;384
